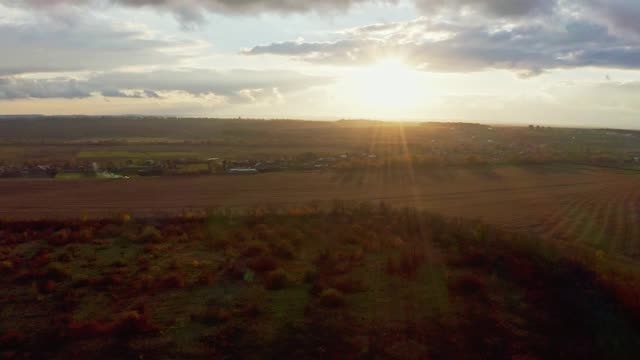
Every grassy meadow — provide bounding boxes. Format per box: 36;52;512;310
2;204;640;358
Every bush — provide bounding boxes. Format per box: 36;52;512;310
38;279;57;293
30;252;51;268
112;311;157;338
331;275;366;294
67;311;156;340
71;228;94;242
0;260;13;274
46;262;70;280
242;241;267;258
248;255;279;273
89;274;123;289
193;308;232;325
138;225;163;243
49;229;71;245
386;247;427;278
319;288;346;308
157;273;186;289
449;273;487;296
72;275;90;288
265;269;290;290
0;330;26;350
303;269;318;284
197;270;216;286
270;239;296;259
97;223;124;238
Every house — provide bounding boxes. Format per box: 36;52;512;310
0;166;21;178
23;165;58;178
228;168;258;175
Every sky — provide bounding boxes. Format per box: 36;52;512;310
1;0;640;128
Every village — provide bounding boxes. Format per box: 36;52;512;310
0;152;375;179
3;127;640;180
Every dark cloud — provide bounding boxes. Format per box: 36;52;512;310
0;0;558;21
1;0;391;20
244;17;640;76
244;39;389;65
1;0;638;30
0;69;332;101
414;0;557;18
100;89;161;98
580;0;640;37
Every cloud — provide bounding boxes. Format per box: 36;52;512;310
0;0;392;22
414;0;557;18
244;16;640;76
580;0;640;37
0;0;562;23
4;0;640;80
1;0;560;16
0;69;332;102
2;0;639;31
0;15;206;76
0;77;92;99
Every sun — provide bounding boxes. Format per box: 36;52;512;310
353;58;426;111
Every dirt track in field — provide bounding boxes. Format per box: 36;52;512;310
0;164;637;230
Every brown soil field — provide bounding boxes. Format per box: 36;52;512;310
1;164;638;236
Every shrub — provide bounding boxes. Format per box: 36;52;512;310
248;255;278;273
157;273;186;289
57;252;72;262
72;275;90;288
38;279;57;293
234;301;263;319
242;241;267;258
70;228;94;242
314;249;360;277
331;275;366;294
0;260;13;274
319;288;346;308
67;311;156;341
0;330;26;350
265;269;290;290
211;235;231;251
137;256;151;272
46;262;70;280
129;274;154;291
112;311;157;338
193;308;232;325
30;252;51;268
386;247;427;278
304;269;318;284
49;229;71;245
197;270;216;286
138;225;163;243
270;239;296;259
67;320;113;339
449;273;487;296
89;274;123;289
97;224;123;238
173;232;190;243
